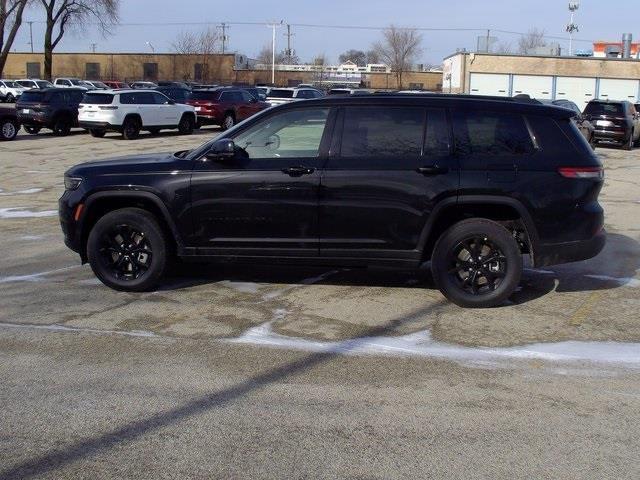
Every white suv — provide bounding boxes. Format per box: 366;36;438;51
15;79;54;90
53;77;95;90
0;80;26;102
266;87;324;106
78;89;197;139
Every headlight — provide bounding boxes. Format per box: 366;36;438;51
64;176;83;190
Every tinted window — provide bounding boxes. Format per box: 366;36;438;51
189;91;219;101
424;108;450;157
49;92;64;103
17;81;33;88
452;110;534;156
18;91;46;102
269;89;294;99
36;81;52;88
82;93;114;104
296;90;314;99
584;102;624;116
152;92;170;104
120;92;155;104
233;108;329;159
69;91;84;103
219;92;232;102
340;106;424;159
4;81;18;87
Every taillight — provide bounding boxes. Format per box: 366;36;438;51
558;167;604;179
99;105;118;110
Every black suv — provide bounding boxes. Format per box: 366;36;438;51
583;99;640;149
60;94;605;308
16;87;84;136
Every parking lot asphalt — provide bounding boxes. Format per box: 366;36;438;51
1;119;640;478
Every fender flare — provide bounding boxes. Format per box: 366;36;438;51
79;190;185;251
417;195;540;261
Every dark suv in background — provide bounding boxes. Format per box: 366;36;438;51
583;99;640;149
16;87;85;136
60;94;605;308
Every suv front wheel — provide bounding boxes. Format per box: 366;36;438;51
178;114;194;135
431;219;522;308
87;208;168;291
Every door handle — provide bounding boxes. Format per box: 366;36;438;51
282;166;315;177
417;166;449;176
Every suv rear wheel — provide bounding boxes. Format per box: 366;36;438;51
178;114;194;135
87;208;168;291
24;125;41;135
222;113;235;130
52;115;72;136
0;118;19;140
6;93;15;103
431;219;522;308
122;117;141;140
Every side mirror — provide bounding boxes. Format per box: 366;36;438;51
206;138;236;160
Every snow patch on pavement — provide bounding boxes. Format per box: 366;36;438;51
0;188;44;196
0;207;57;218
0;322;156;338
228;321;640;366
0;265;80;284
219;281;261;293
585;274;640;288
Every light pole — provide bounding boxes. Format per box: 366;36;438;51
267;20;283;85
566;1;580;56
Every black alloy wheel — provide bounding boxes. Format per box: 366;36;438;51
87;208;168;291
431;219;522;308
24;125;41;135
98;224;153;281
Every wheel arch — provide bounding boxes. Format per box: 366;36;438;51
123;113;143;126
78;191;183;262
419;195;539;265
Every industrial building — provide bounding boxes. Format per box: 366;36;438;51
443;50;640;108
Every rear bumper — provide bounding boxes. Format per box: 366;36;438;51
593;128;628;143
17;113;50;127
78;120;118;131
535;230;606;267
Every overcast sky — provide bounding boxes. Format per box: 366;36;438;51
13;0;640;64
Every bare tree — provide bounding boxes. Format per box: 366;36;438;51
518;28;547;55
372;25;422;89
171;30;198;80
312;53;327;66
365;49;380;64
0;0;29;76
256;44;285;67
40;0;120;80
196;26;219;82
493;40;513;54
338;49;366;66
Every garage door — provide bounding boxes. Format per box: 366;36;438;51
469;73;510;97
512;75;553;99
598;79;639;103
555;77;596;109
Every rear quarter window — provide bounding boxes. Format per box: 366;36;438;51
526;114;597;164
452;110;534;157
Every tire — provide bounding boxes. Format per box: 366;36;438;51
122;117;141;140
0;118;19;140
90;129;106;138
86;208;168;292
431;219;523;308
221;113;234;131
178;114;194;135
6;94;15;103
24;125;41;135
623;132;634;150
52;116;72;136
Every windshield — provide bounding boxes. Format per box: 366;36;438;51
584;102;624;116
36;81;53;88
269;89;294;99
4;81;19;88
91;81;108;88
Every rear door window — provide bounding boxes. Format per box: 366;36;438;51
336;106;424;168
452;110;534;157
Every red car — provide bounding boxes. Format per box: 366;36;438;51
102;81;127;89
186;87;269;130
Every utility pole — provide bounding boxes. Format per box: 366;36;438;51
486;29;490;53
27;21;34;53
567;1;580;56
284;24;295;64
91;43;97;53
219;23;228;54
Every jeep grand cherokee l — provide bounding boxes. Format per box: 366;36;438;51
16;87;85;136
60;94;605;308
583;99;640;149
